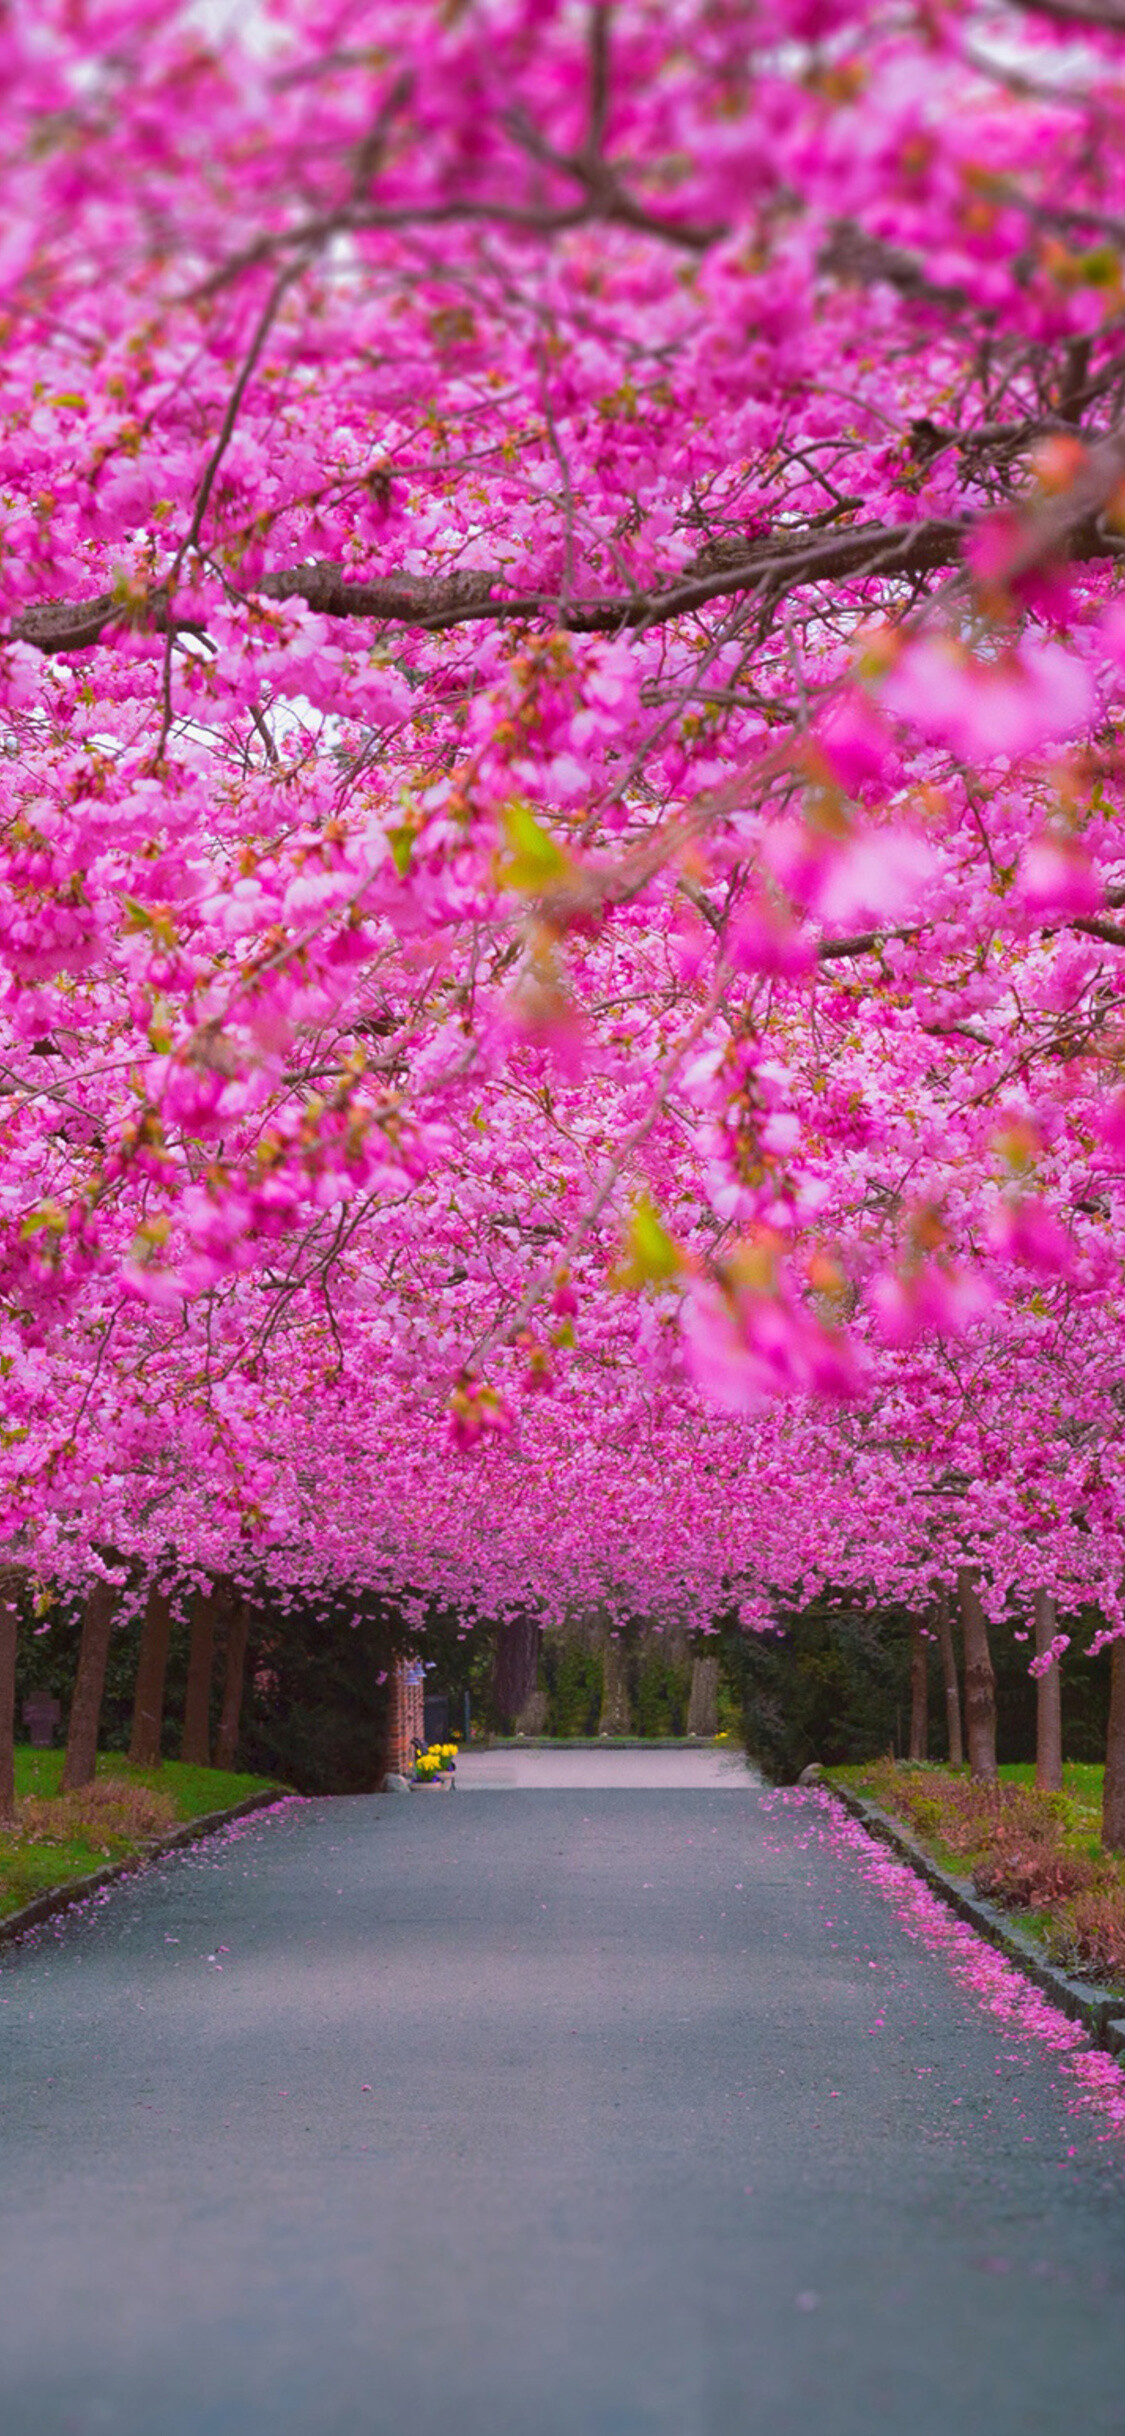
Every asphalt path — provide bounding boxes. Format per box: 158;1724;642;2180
2;1760;1124;2435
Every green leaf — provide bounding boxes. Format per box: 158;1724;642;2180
1078;245;1120;289
20;1202;66;1240
498;800;570;892
613;1197;683;1289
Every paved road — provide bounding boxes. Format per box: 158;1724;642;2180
2;1766;1124;2436
453;1744;750;1788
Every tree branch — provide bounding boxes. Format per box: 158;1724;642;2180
1073;916;1125;948
1008;0;1125;28
6;517;968;655
12;430;1125;657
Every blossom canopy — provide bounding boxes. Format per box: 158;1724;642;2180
2;0;1125;1634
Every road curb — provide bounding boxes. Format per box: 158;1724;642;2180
0;1787;290;1955
830;1780;1125;2059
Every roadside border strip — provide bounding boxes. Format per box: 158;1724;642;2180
831;1780;1125;2058
0;1789;290;1956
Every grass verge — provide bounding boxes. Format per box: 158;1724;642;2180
829;1759;1125;1997
0;1747;283;1922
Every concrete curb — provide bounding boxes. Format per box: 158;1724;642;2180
830;1780;1125;2058
0;1787;290;1956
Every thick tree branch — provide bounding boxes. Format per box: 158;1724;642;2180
817;929;918;962
1073;916;1125;948
12;424;1125;658
1008;0;1125;27
4;517;968;655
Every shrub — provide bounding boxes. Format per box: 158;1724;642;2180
855;1758;1125;1990
240;1594;400;1791
1047;1891;1125;1987
866;1765;1064;1865
543;1639;603;1736
721;1599;914;1780
719;1595;1114;1779
973;1842;1104;1910
631;1650;690;1737
18;1776;176;1844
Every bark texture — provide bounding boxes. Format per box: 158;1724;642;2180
908;1613;929;1761
1033;1588;1064;1795
957;1568;997;1782
513;1683;548;1736
0;1564;26;1827
598;1631;632;1737
935;1587;964;1767
215;1595;252;1771
686;1652;719;1739
61;1577;120;1792
128;1584;173;1767
1103;1637;1125;1854
181;1584;220;1766
492;1613;540;1734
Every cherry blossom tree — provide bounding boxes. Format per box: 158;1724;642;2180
3;0;1125;1795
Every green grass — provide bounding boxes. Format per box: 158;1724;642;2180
0;1747;284;1923
995;1761;1104;1844
832;1758;1105;1868
13;1747;277;1816
830;1761;973;1876
997;1760;1104;1801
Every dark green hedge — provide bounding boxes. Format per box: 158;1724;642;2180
719;1593;1112;1783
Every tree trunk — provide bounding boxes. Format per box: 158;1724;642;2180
908;1612;929;1760
128;1583;173;1767
598;1632;631;1736
1033;1588;1064;1795
935;1587;963;1766
957;1567;997;1782
214;1595;251;1771
687;1651;719;1739
492;1613;540;1733
513;1681;548;1736
61;1578;120;1792
181;1583;219;1765
1102;1638;1125;1855
0;1565;26;1828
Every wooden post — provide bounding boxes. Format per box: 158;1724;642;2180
128;1583;173;1767
1033;1588;1064;1795
62;1578;119;1792
957;1567;998;1782
935;1586;963;1767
